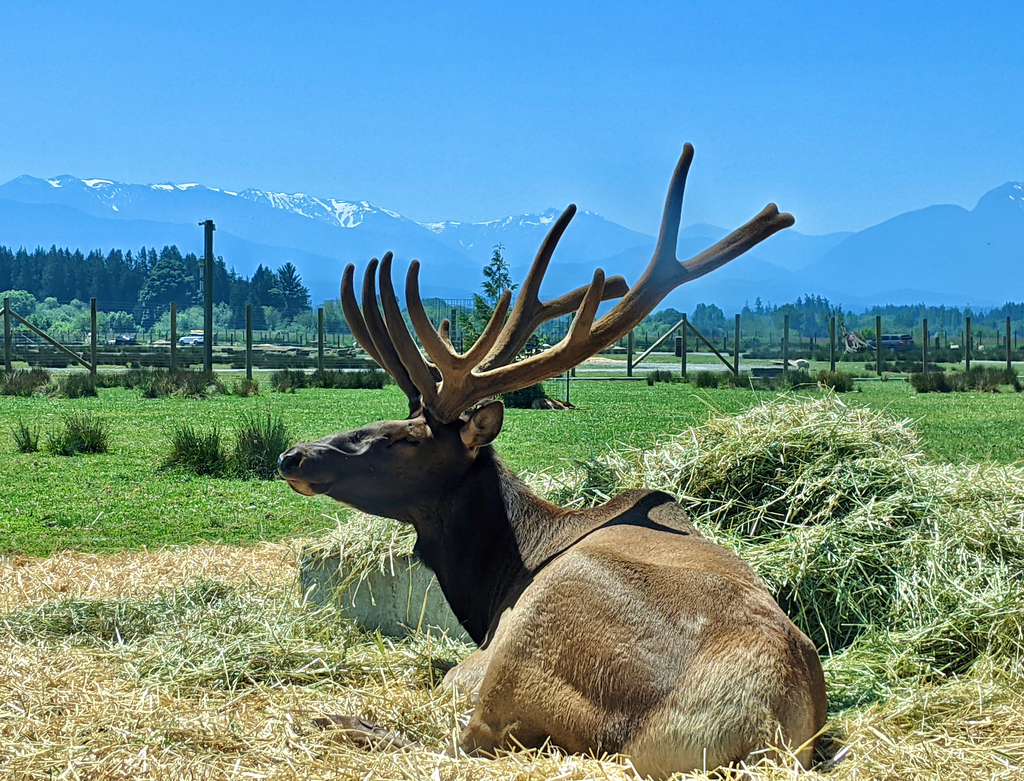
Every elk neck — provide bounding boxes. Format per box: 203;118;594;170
407;446;575;646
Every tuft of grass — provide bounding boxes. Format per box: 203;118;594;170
164;422;227;476
47;372;98;398
270;368;308;393
12;420;40;453
0;367;51;396
693;370;721;388
310;368;391;390
646;369;681;385
121;367;225;398
231;412;291;479
47;412;110;455
913;367;1021;394
911;371;953;393
816;370;855;392
229;377;260;396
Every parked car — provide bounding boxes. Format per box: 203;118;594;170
107;334;137;345
178;334;204;346
866;333;915;351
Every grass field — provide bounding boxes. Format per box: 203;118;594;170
3;377;1024;779
1;377;1023;557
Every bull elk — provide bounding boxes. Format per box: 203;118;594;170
278;145;827;777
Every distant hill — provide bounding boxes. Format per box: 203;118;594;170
1;173;1020;311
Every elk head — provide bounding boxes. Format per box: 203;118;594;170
278;144;794;523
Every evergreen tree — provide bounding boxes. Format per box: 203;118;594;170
135;245;198;326
276;262;311;317
480;243;517;305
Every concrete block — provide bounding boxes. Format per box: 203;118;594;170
300;553;470;642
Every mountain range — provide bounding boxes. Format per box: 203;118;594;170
0;174;1021;312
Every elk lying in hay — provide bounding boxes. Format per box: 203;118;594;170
277;144;827;778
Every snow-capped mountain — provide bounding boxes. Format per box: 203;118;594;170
1;172;1021;310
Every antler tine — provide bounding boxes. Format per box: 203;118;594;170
450;268;611;407
404;261;461;374
679;203;794;282
406;283;514;372
377;254;439;406
461;289;512;366
481;206;630;370
357;256;423;406
341;264;386;369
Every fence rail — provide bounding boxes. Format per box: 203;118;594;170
3;297;1021;379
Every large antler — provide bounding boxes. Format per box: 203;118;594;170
344;144;794;423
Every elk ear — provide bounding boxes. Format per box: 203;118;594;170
460;400;504;449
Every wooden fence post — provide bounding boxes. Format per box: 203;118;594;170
90;298;98;377
200;219;215;373
318;307;325;374
681;315;687;379
627;330;634;377
245;305;253;381
783;315;789;378
965;316;972;373
875;316;882;376
922;318;928;374
170;302;177;370
1007;316;1012;372
829;315;836;373
733;314;740;376
3;297;10;371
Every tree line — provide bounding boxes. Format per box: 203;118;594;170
0;244;311;332
644;294;1024;345
2;242;1021;346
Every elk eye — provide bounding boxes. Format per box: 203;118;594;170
388;437;418;449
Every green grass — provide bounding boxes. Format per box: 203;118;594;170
1;378;1022;557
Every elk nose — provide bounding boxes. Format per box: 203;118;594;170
277;448;304;477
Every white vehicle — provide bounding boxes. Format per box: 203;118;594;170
178;334;204;346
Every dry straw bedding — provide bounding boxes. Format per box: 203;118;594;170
3;394;1024;779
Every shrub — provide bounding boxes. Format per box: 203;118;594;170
124;368;225;398
815;370;855;392
230;377;260;397
722;371;751;389
0;368;50;396
500;383;548;408
49;372;98;398
47;413;109;456
693;371;721;389
309;368;390;390
646;369;681;385
910;372;952;393
12;420;40;453
911;368;1022;394
231;413;291;480
271;368;308;393
164;423;227;476
786;369;813;387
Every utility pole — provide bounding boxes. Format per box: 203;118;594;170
200;220;215;373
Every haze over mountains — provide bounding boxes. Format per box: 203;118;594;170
0;174;1020;312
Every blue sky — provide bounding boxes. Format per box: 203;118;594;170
2;0;1022;236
